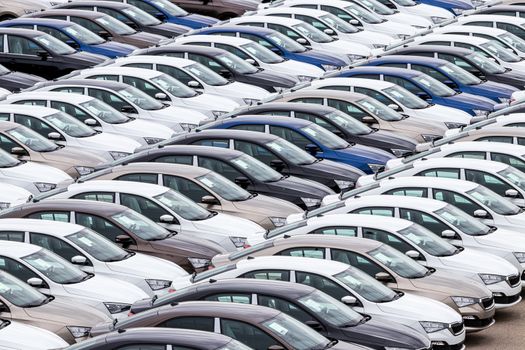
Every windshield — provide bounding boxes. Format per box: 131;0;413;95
261;313;329;350
301;123;349;150
355;97;403;121
151;74;198;98
0;272;47;307
119;86;164;110
154;189;211;220
112;209;170;240
216;53;258;74
0;65;9;76
22;249;87;284
150;0;188;16
67;229;128;262
369;245;429;278
344;4;383;24
324;110;372;135
230;154;282;182
122;7;161;26
292;22;334;43
413;74;456;97
44;112;96;137
440;63;481;85
6;126;58;152
34;34;75;55
360;0;395;15
499;32;525;53
80;99;129;124
298;290;363;326
196;171;251;201
320;14;359;33
435;204;490;236
64;24;104;45
334;267;398;302
480;40;521;63
266;138;316;165
398;224;458;256
382;85;428;109
0;149;21;168
241;42;284;64
184;63;229;86
498;166;525;192
467;185;521;215
467;52;506;74
266;32;307;53
95;15;136;35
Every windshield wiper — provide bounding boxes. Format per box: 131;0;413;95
314;339;339;350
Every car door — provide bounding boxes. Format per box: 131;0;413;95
398;208;462;246
362;227;421;258
231;137;289;172
74;212;138;250
160;174;222;211
3;34;56;76
118;192;182;229
432;188;493;220
197;156;251;187
256;294;321;330
0;255;50;290
12;113;66;144
269;125;321;155
0;132;31;161
219;318;285;350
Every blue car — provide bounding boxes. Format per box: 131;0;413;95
0;18;136;58
122;0;218;29
367;56;518;103
195;26;348;71
206;115;395;174
338;66;497;117
419;0;474;15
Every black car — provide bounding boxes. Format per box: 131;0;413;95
230;102;418;156
0;63;45;91
131;45;301;92
385;45;525;90
55;1;190;38
129;279;431;350
0;28;105;79
121;144;335;209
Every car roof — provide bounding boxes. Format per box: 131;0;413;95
0;240;41;257
177;34;253;45
480;4;525;11
258;7;330;16
0;104;57;117
278;234;383;252
198;25;276;35
190;128;280;142
440;141;525;155
306;213;413;231
34;79;130;91
28;9;106;19
387;45;472;57
0;27;43;37
4;91;93;103
277;88;367;101
0;218;83;236
215;115;312;127
345;66;422;77
236;255;349;275
309;77;395;89
2;18;73;28
369;55;449;67
57;0;131;10
459;14;525;25
414;34;489;44
65;180;169;197
345;194;447;211
378;176;479;191
284;0;357;7
78;67;164;79
412;157;508;172
235;102;337;114
231;15;303;26
437;25;507;36
134;45;227;57
109;162;212;178
5;199;128;216
114;55;195;68
146;145;244;160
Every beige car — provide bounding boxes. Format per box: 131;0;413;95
0;270;110;344
274;90;448;143
0;120;108;178
214;234;496;332
0;0;51;20
94;162;303;229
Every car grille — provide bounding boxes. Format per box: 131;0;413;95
481;297;495;309
494;293;521;304
450;322;464;335
507;274;520;287
464;316;494;328
432;343;465;350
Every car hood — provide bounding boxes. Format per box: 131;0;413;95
39;146;108;166
114;119;174;139
302;158;365;180
349;318;430;349
268;175;335;197
248;69;300;87
106;252;188;280
181;93;240;111
445;92;496;110
360;129;418;150
62;274;148;303
334;144;395;163
346;30;394;46
94;40;136;56
269;59;325;78
415;104;473;123
410;270;491;298
0;161;71;183
190;212;266;238
152;22;190;36
0;322;68;349
78;132;141;153
150;105;208;124
67;51;107;65
321;39;372;56
385;12;431;28
478;80;518;96
0;184;31;204
389;115;447;134
151;233;228;258
185;13;219;26
474;229;525;252
0;71;46;88
438;248;519;276
376;20;417;36
213;81;271;99
230;193;302;217
296;48;347;66
409;3;454;18
24;298;110;326
130;31;165;45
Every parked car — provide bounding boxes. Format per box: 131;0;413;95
0;0;54;20
366;0;454;23
0;63;45;92
0;199;227;273
172;0;258;19
410;0;473;15
0;319;68;350
440;126;525;145
455;14;525;41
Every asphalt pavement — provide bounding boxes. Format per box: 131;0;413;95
465;290;525;349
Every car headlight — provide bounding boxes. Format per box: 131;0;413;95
452;8;465;15
373;44;387;49
431;16;447;24
103;302;131;314
513;252;525;263
230;236;248;248
145;279;172;291
367;163;384;173
472;109;489;116
243;98;260;105
269;217;287;227
109;151;131;160
444;122;466;129
74;166;95;176
212;111;228;117
143;137;165;145
0;203;10;211
301;197;321;208
419;321;448;333
421;134;440;142
396;34;410;40
390;148;411;157
499;97;510;104
451;296;478;307
334;179;354;190
347;54;366;62
187;257;211;269
180;123;198;131
66;326;91;338
321;64;338;71
34;182;56;193
478;273;506;285
297;75;315;82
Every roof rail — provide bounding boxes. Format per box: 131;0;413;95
228;239;275;261
77;167;113;183
32;186;68;202
191;263;236;283
305;200;346;219
400;146;442;164
340;181;381;200
265;219;308;240
374;162;414;181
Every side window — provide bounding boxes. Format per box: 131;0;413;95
379;63;407;69
417;168;460;179
122;62;153;69
27;211;70;222
72;192;115;203
0;134;21;154
36;26;70;43
13;100;46;106
267;23;302;41
88;74;119;81
188;53;223;73
465;169;518;197
198;157;244;182
309;226;357;236
383;76;424;95
70;17;105;33
476;136;513;143
115;173;158;184
455;43;483;54
411;65;449;83
159;317;214;332
154;155;193;165
229;124;265;132
163;175;210;202
29;233;85;264
215;43;251;60
97;8;129;22
421;41;451;46
290;97;323;105
128;0;159;14
234;140;276;166
191;139;229;148
466;21;493;27
157;64;196;86
51;87;84;94
239;33;274;50
399;209;450;235
327;99;369;122
0;113;9;121
354;87;395;106
241;269;290;281
447;151;486;160
163;52;185;58
13;114;55;139
7;35;41;55
87;88;130;112
258;295;315;323
50;101;92;123
295;271;349;300
119;193;173;222
0;256;42;286
269;126;312;150
75;213;127;242
331;249;384;277
432;189;486;217
491;153;525;172
221;319;277;350
277;247;325;259
496;23;525;38
238;22;265;28
384;188;428;197
351;207;394;216
0;231;24;242
348;74;380;80
204;293;251;304
295;112;338;133
437;53;478;74
362;228;414;254
122;76;163;99
320;5;358;24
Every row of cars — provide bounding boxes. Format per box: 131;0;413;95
1;0;525;349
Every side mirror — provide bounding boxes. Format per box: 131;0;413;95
349;19;360;26
159;214;175;224
341;295;358;305
71;255;88;265
84;118;98;127
98;30;111;40
0;301;9;313
201;195;219;205
473;209;488;218
305;320;323;331
115;235;132;248
219;69;232;79
65;40;80;49
296;38;308;45
155;13;167;21
323;28;335;36
387;103;400;111
10;146;27;156
361;116;376;124
374;271;393;282
121;105;136;114
187;80;201;88
305;144;320;156
415;92;431;101
234;176;251;189
443;80;458;89
27;277;45;288
47;132;62;140
155;92;169;101
441;229;456;238
405;250;421;259
505;189;519;198
37;50;49;60
270;159;285;172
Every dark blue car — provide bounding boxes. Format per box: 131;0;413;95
206;115;395;174
367;55;518;103
0;18;136;58
419;0;474;15
124;0;218;29
338;66;497;117
195;26;349;71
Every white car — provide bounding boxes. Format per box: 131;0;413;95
175;35;325;82
373;0;454;24
486;113;525;127
33;80;207;131
0;241;148;318
0;320;68;350
0;88;9;99
275;214;522;308
0;101;141;162
0;183;32;211
455;14;525;41
0;219;191;296
197;255;465;348
107;57;268;106
304;78;474;127
49;180;267;250
280;0;418;40
74;66;242;115
254;7;394;49
0;92;173;146
228;15;374;61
